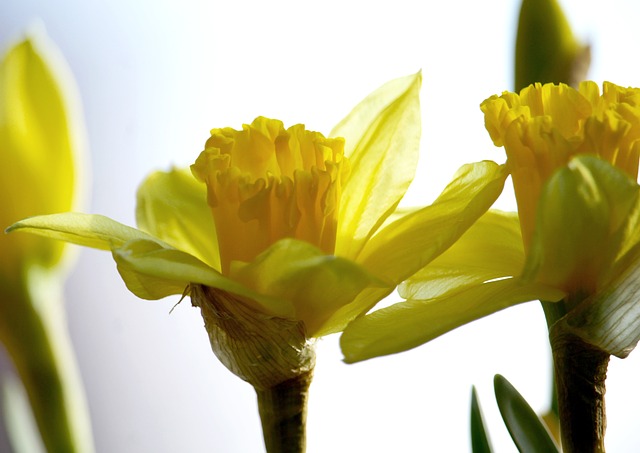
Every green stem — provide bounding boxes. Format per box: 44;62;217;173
0;271;94;453
549;323;608;453
255;371;312;453
543;299;609;452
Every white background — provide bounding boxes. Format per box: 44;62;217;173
2;0;640;451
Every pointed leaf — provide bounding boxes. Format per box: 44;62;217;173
333;72;422;260
470;386;493;453
7;213;159;251
136;167;220;270
341;277;564;363
494;374;559;453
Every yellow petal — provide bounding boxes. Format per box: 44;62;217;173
312;286;395;338
229;238;379;335
112;239;291;315
7;213;159;251
340;278;564;363
0;29;87;276
136;167;220;270
311;161;508;337
523;155;639;295
333;72;422;260
400;210;524;300
358;161;509;285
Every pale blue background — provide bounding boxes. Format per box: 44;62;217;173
1;1;640;451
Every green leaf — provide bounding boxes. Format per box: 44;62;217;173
470;386;493;453
333;72;422;261
340;277;563;363
494;375;559;453
136;167;220;270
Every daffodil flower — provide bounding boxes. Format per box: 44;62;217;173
0;28;94;453
9;72;508;452
341;81;640;452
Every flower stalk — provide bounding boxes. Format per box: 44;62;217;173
255;371;313;453
550;320;609;453
190;284;315;452
0;271;94;453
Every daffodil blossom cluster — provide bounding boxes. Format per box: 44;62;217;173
10;71;509;452
341;81;640;363
10;72;507;343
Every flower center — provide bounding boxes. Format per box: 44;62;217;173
191;117;349;274
481;81;640;248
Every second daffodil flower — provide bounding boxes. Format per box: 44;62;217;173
341;81;640;452
9;72;508;452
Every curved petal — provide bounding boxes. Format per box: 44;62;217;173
112;239;294;316
358;161;509;286
523;155;640;292
312;286;395;338
7;213;159;250
136;167;220;270
400;210;524;300
340;277;564;363
333;72;422;260
229;238;381;336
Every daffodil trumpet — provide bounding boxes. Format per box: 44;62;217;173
8;72;510;452
0;29;94;453
341;81;640;453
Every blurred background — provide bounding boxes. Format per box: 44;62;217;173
1;0;640;451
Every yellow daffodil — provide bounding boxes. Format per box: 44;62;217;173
342;80;640;360
341;81;640;452
9;72;509;452
0;28;93;453
515;0;590;91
